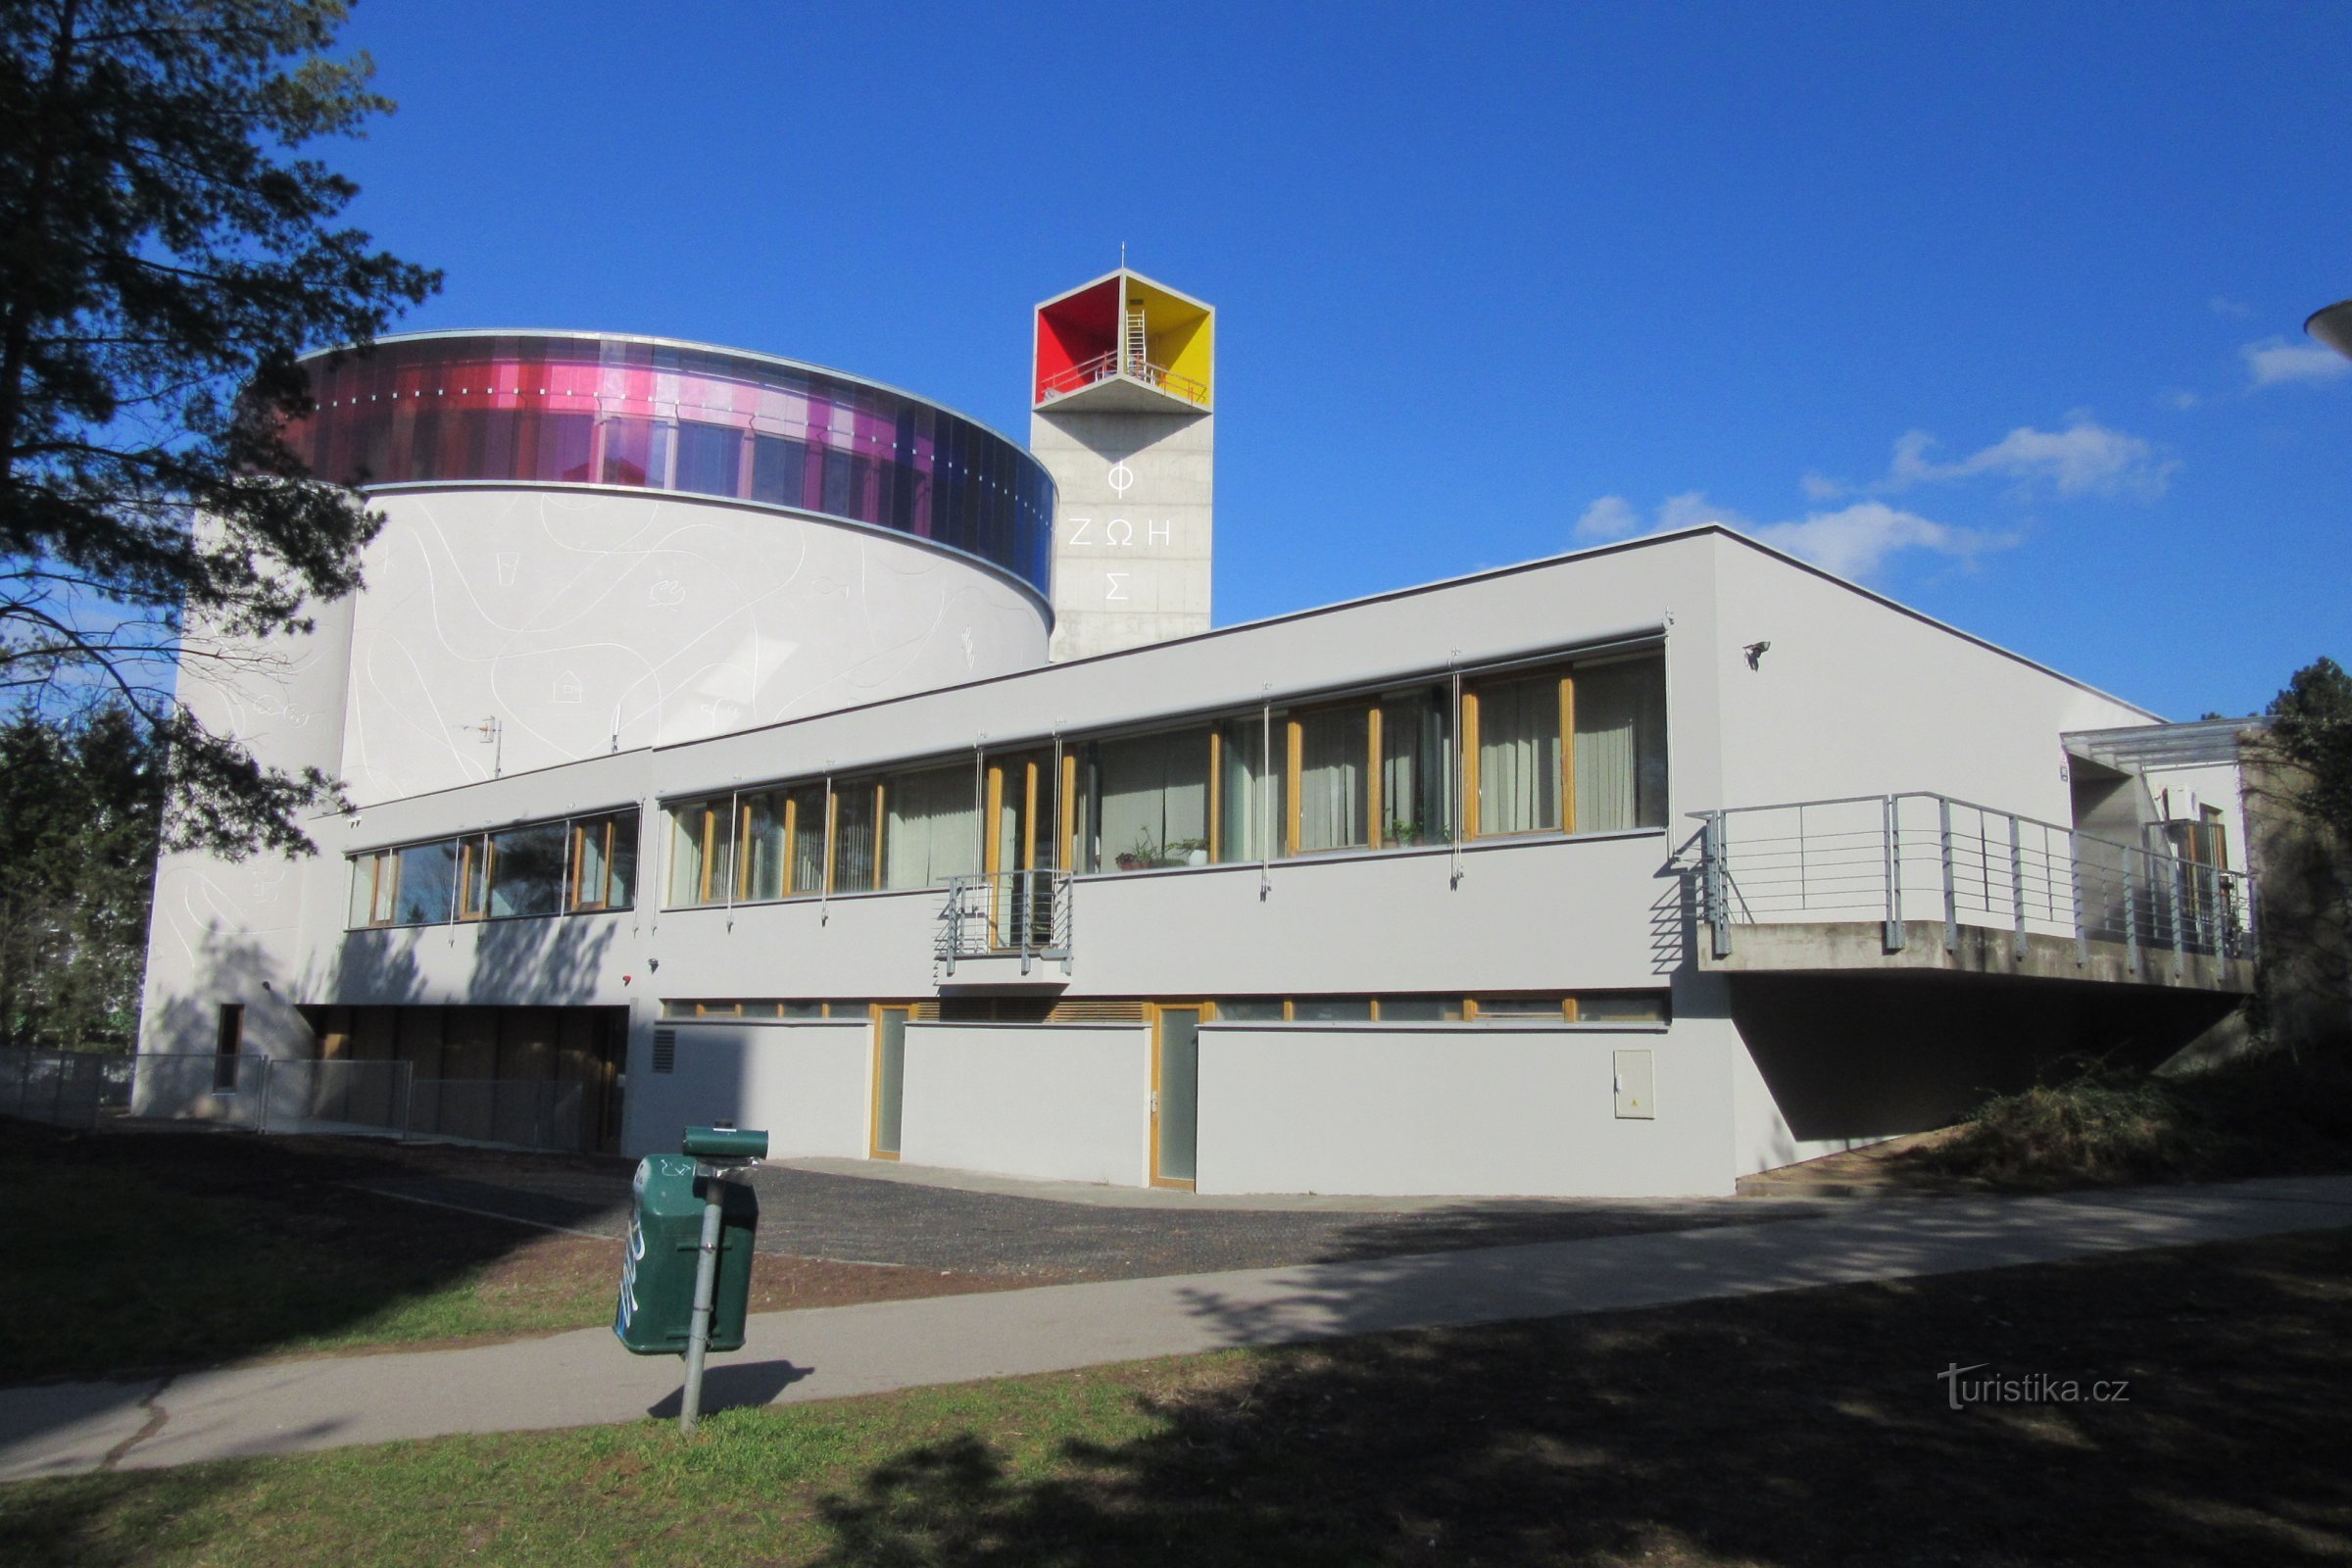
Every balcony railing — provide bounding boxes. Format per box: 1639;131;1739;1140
1690;793;2256;973
937;869;1072;974
1038;350;1209;407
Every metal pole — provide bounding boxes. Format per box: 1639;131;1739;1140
1938;797;1957;954
2010;814;2027;961
2069;830;2087;968
679;1168;726;1437
2123;857;2140;975
1883;795;1904;952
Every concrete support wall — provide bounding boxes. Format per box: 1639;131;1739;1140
1195;1021;1727;1197
898;1022;1150;1186
624;1019;871;1159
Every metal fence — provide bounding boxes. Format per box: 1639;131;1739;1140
259;1058;414;1139
0;1049;135;1128
407;1077;584;1151
937;869;1072;973
1691;792;2257;970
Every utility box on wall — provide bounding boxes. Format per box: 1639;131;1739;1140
1613;1050;1655;1119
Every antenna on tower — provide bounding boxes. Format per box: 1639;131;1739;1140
1120;241;1127;269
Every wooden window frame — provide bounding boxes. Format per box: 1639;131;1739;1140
1283;700;1380;858
1461;666;1580;842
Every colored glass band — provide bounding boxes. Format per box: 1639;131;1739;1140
284;333;1054;595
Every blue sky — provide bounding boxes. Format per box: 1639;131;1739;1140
327;1;2352;721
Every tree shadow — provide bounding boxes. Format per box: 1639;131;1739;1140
808;1222;2352;1566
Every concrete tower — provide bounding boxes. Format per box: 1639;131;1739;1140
1031;269;1214;661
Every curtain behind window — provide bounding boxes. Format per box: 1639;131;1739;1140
1296;708;1368;852
1478;675;1560;834
884;765;979;889
1093;729;1209;868
1215;716;1283;863
1574;659;1668;831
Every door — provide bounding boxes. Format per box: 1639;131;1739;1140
869;1004;909;1159
1151;1004;1202;1189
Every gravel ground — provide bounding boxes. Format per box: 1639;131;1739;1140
350;1148;1836;1281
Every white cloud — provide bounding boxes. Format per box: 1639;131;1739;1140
2209;296;2253;318
2162;389;2200;412
1799;471;1847;502
1754;502;2016;581
1882;416;2172;498
1570;491;2010;583
1572;494;1642;542
2241;335;2351;389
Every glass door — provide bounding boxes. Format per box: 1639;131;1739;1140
870;1004;909;1159
988;750;1059;949
1151;1004;1202;1189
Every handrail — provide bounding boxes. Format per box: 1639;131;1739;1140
1689;792;2256;970
937;869;1072;975
1039;350;1209;406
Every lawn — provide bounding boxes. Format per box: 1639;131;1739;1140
0;1124;1009;1384
4;1221;2348;1566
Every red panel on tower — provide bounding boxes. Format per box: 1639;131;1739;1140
1034;278;1121;404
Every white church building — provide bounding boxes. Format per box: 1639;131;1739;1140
135;272;2257;1197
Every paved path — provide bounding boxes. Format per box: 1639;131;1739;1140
6;1174;2350;1483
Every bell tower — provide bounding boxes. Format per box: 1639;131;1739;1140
1031;268;1214;661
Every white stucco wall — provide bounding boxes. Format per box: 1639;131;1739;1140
897;1022;1150;1186
337;487;1050;803
1194;1021;1726;1197
623;1019;870;1159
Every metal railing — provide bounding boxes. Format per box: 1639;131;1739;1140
937;869;1072;974
1690;793;2257;974
0;1049;135;1128
1038;350;1210;406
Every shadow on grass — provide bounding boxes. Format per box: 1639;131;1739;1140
808;1225;2352;1567
0;1119;627;1470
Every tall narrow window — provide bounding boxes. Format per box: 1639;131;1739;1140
1471;671;1563;836
737;788;793;903
568;810;638;911
832;782;879;893
664;797;733;907
1379;688;1453;848
456;832;492;919
1572;656;1668;831
884;764;980;890
1214;714;1284;863
788;785;827;896
349;850;397;927
1293;705;1372;854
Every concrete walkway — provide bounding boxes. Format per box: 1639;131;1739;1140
6;1174;2350;1483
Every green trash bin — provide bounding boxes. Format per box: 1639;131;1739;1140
614;1153;760;1355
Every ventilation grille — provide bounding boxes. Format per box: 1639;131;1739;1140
1047;999;1150;1023
651;1028;676;1074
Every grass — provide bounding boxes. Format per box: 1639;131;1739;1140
1903;1051;2352;1189
0;1124;1011;1385
0;1128;616;1383
4;1222;2350;1566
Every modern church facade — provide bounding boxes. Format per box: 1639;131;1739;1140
134;271;2259;1196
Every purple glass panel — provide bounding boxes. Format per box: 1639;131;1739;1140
284;333;1054;594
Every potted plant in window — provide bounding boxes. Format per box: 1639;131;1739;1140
1166;836;1210;866
1114;829;1159;872
1388;817;1422;848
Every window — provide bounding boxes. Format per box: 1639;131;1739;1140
600;417;670;487
1293;704;1371;854
736;785;824;902
456;832;491;919
1379;688;1453;848
884;764;980;890
1292;996;1374;1022
665;797;733;907
1469;671;1564;837
1464;653;1668;838
487;823;567;917
1576;993;1669;1024
213;1004;244;1093
1214;715;1284;863
1472;996;1572;1020
833;782;880;893
673;420;742;496
1078;727;1210;871
568;810;638;911
349;849;396;927
1213;998;1287;1021
1376;996;1462;1021
1572;658;1669;832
